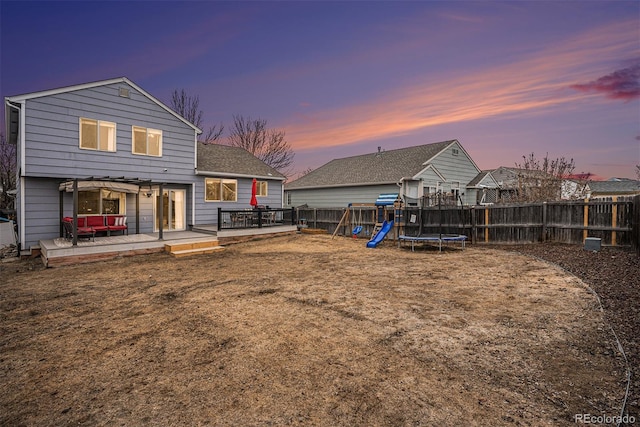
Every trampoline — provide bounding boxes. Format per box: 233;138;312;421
398;234;467;252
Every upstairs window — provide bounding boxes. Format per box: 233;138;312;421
256;181;268;196
132;126;162;156
80;118;116;151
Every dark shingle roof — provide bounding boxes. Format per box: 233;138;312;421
197;143;285;180
490;166;552;187
588;180;640;194
468;170;493;187
286;140;456;189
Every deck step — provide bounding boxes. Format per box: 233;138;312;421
164;239;224;257
169;245;225;257
165;239;220;252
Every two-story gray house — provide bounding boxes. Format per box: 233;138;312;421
5;77;285;254
285;140;496;208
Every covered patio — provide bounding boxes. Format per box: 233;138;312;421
58;177;180;246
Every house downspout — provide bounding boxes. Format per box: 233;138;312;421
191;183;196;229
5;100;26;251
193;132;198;229
158;183;164;240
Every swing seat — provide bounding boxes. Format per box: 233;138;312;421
352;225;363;235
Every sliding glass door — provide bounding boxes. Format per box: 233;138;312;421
154;189;185;231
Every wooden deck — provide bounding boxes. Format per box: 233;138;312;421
38;225;297;267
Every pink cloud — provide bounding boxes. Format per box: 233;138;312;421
284;20;639;152
570;62;640;101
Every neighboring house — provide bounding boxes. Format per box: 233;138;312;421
490;166;559;202
491;167;593;201
467;170;500;205
559;173;593;200
560;179;589;200
491;166;524;202
285;140;495;208
4;77;284;253
585;179;640;199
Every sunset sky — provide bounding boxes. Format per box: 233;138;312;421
1;1;639;179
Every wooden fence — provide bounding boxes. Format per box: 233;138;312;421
632;195;640;254
297;197;638;248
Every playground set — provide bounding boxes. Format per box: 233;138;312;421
333;192;467;251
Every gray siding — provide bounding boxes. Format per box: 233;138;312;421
285;184;398;208
193;177;283;225
22;82;196;183
413;168;442;190
426;141;480;189
22;178;61;249
426;141;481;205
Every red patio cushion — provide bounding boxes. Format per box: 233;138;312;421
86;216;108;231
63;217;86;227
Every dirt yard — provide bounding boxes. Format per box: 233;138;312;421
0;234;633;426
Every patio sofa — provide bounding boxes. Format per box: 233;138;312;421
62;215;128;239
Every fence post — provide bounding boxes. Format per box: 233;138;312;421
583;199;589;242
484;206;489;243
470;206;476;244
291;207;296;226
313;208;317;228
542;202;547;242
611;196;618;246
217;207;222;230
634;195;640;255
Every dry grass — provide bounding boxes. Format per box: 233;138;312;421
0;234;626;426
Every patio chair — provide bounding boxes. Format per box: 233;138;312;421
62;218;95;241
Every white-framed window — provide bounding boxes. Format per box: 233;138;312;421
80;118;116;151
132;126;162;156
205;178;237;202
451;181;461;201
78;189;126;215
256;181;268;197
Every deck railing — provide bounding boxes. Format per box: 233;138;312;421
217;207;296;230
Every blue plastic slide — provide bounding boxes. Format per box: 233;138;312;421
366;220;394;248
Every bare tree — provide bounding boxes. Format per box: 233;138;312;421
636;165;640;180
514;152;578;201
0;133;17;210
300;167;314;177
227;115;294;175
169;89;223;144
